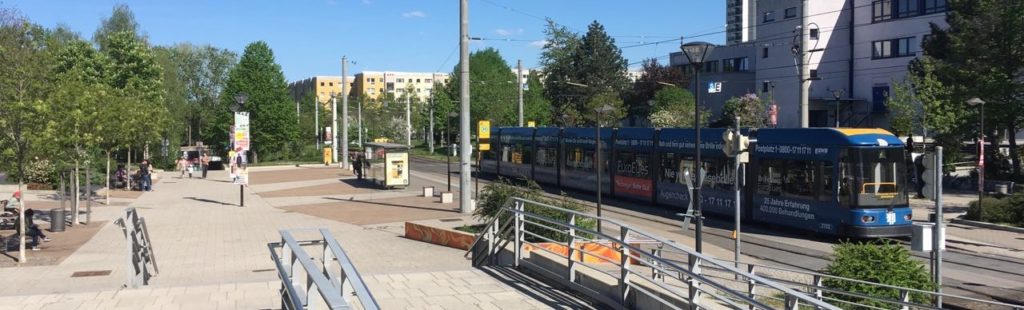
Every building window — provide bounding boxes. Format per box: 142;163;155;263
722;57;749;72
703;60;719;73
762;47;768;58
895;0;918;18
320;82;325;86
924;0;947;14
874;0;947;23
425;78;433;83
396;78;404;83
416;79;421;83
763;11;775;23
810;28;819;40
873;0;893;22
810;69;818;79
872;37;916;59
784;7;797;19
872;85;890;113
329;82;334;86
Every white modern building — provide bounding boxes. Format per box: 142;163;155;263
726;0;758;44
675;0;948;128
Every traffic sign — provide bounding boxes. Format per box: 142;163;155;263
478;120;491;151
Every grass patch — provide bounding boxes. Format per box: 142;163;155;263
454;224;487;234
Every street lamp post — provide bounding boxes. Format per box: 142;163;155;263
447;111;459;192
595;104;615;233
331;91;338;165
967;97;986;216
233;93;248;207
831;89;845;128
680;38;715;254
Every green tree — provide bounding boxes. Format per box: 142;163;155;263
153;44;237;149
574;21;629;98
719;93;767;128
0;11;52;262
581;92;626;127
649;85;708;128
919;0;1024;175
445;48;518;127
885;79;920;137
539;19;583;126
522;72;552;126
626;58;686;118
93;4;145;50
218;41;298;162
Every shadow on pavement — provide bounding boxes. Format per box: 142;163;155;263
321;197;458;213
183;196;237;206
476;265;601;309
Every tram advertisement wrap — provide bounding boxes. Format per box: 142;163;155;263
614;175;652;198
753;196;825;232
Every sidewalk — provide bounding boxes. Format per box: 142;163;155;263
0;166;591;309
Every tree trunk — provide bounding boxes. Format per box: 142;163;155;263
17;179;26;263
106;151;111;205
127;147;132;191
86;162;91;224
1010;122;1020;176
72;160;80;226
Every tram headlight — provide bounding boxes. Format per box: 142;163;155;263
861;215;876;223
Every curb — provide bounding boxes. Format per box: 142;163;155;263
950;218;1024;234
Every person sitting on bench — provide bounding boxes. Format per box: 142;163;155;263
14;209;50;251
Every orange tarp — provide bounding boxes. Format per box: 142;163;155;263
523;242;643;264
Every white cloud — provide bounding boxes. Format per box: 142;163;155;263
495;28;523;36
402;11;426;18
529;40;547;48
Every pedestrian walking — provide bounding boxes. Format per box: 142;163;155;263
177;156;187;178
201;153;210;178
354;155;364;180
139;159;152;191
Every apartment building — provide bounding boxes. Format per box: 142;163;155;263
351;71;450;101
288;76;356;110
672;0;948;128
726;0;758;44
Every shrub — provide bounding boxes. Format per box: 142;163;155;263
23;157;56;185
823;240;935;308
474;178;595;242
966;194;1024;227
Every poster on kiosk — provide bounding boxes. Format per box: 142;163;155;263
233;112;250;185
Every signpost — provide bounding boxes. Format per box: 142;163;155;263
707;81;722;94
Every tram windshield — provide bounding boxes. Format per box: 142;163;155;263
847;147;908;207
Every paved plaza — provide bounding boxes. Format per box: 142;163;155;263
0;165;594;309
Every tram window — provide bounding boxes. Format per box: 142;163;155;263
703;158;733;191
679;156;696;184
839;157;852;208
821;162;835;201
565;148;595;172
519;144;532;164
660;153;678;183
757;159;784;196
535;147;557;168
482;148;496;160
617;151;650;178
784;160;817;200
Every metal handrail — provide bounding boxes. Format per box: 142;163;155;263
509;206;776;309
509;197;841;310
674;253;1024;309
463;199;513;259
269;229;379;310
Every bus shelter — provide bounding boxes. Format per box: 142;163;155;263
364;142;410;189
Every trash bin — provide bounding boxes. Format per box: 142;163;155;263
49;208;66;232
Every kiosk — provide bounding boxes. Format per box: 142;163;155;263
364;142;410;189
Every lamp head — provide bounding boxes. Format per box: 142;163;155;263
234;93;248;105
681;41;715;65
966;97;985;106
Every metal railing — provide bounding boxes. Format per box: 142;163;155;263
114;207;158;288
654;254;1024;310
467;197;840;310
268;228;379;310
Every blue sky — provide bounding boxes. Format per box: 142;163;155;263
7;0;726;82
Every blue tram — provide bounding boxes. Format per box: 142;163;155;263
480;127;912;238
